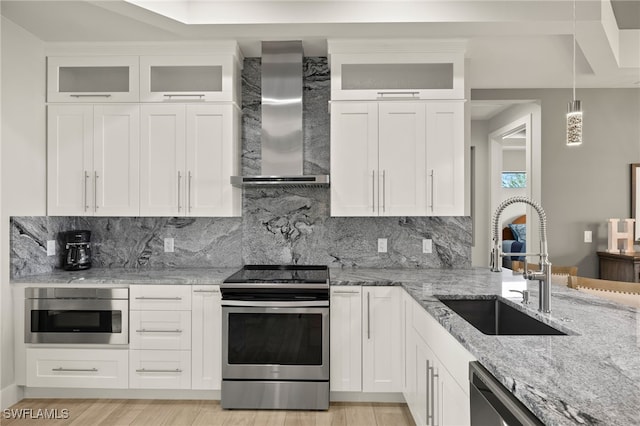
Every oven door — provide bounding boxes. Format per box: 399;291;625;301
222;302;329;381
26;298;129;345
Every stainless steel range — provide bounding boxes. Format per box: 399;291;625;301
221;265;330;410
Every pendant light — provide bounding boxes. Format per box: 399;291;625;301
567;0;583;146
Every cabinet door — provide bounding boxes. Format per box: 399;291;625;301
186;104;240;216
362;286;402;392
426;102;464;216
378;102;427;216
47;105;93;216
402;290;415;401
47;56;139;103
330;287;362;392
140;55;235;102
414;336;430;426
440;366;471;426
140;105;186;216
330;102;379;216
192;285;222;390
93;105;140;216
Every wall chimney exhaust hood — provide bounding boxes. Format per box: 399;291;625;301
231;41;329;187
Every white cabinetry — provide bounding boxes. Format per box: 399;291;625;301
47;104;140;216
331;101;463;216
330;287;362;392
129;285;192;389
26;348;128;389
140;55;240;103
140;103;241;217
328;40;465;101
47;56;139;103
191;285;222;390
404;293;475;426
362;286;402;393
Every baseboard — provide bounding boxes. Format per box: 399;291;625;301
1;383;23;409
330;391;405;403
23;388;220;400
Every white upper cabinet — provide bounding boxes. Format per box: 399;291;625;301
47;56;140;103
140;104;241;217
47;104;140;216
328;40;466;101
140;55;241;104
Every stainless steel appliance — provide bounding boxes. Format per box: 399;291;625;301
25;287;129;345
469;361;544;426
62;230;92;270
221;265;330;410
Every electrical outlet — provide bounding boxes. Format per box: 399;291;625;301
378;238;387;253
584;231;592;243
164;238;175;253
423;239;433;254
46;240;56;256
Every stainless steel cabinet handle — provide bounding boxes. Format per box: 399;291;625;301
429;363;439;426
177;171;182;212
193;289;219;293
367;291;371;340
382;170;386;213
70;94;112;98
372;170;376;213
94;171;98;212
377;91;419;98
188;171;192;213
134;296;182;300
426;360;432;425
429;169;435;212
135;329;182;333
136;368;183;373
332;290;359;294
52;367;98;372
84;171;89;212
163;94;205;99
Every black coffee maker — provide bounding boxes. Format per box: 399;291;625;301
62;230;92;270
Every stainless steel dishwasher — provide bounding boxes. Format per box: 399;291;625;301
469;361;544;426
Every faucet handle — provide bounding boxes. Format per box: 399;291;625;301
509;289;530;304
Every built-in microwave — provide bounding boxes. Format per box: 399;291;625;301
25;287;129;345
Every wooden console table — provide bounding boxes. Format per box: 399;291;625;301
597;251;640;283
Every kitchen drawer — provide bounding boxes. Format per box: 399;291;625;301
130;310;191;350
26;348;128;388
129;350;191;389
130;285;191;310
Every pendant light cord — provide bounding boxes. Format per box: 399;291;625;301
573;0;576;101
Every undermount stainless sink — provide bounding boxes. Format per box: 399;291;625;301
438;297;567;336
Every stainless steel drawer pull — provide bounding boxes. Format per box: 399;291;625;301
377;91;419;98
52;367;98;372
134;297;182;300
136;329;182;333
367;292;371;340
193;289;219;293
188;171;192;213
70;94;112;98
332;290;359;294
372;170;375;213
163;94;205;98
94;171;98;212
136;368;183;373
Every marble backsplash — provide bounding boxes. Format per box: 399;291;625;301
10;57;471;278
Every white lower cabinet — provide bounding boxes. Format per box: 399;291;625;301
129;285;192;390
330;287;362;392
405;293;475;426
26;348;128;389
362;286;403;392
129;349;191;389
191;285;222;390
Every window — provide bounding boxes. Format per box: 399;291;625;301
502;172;526;188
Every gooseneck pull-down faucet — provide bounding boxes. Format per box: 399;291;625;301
491;196;552;313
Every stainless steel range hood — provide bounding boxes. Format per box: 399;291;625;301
231;41;330;187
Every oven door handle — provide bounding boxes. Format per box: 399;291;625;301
222;300;329;308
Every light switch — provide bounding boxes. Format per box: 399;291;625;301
584;231;592;243
378;238;387;253
423;239;433;254
164;238;175;253
46;240;56;256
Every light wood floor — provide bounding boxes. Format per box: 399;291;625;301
2;399;415;426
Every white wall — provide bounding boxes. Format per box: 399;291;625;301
473;89;640;277
1;16;46;408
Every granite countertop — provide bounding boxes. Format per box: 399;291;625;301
11;266;640;425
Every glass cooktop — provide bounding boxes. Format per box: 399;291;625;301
223;265;329;284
